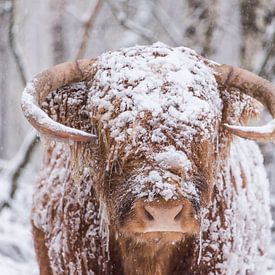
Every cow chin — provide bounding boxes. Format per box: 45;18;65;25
116;229;193;275
120;231;186;244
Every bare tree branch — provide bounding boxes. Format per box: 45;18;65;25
105;0;155;43
0;131;38;211
75;0;103;60
1;0;105;211
10;132;38;199
257;33;275;77
0;0;38;211
8;0;27;85
149;0;183;46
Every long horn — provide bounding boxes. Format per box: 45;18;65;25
213;64;275;141
21;59;97;142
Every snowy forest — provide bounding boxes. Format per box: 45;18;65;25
0;0;275;274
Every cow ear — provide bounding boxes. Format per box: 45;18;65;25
220;89;261;130
213;64;275;141
41;82;95;138
22;59;97;142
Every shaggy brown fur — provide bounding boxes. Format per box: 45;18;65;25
31;46;269;275
31;81;260;275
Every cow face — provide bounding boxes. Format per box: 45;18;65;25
87;43;223;242
38;43;258;245
103;140;216;243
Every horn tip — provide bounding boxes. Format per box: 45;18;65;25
223;123;275;142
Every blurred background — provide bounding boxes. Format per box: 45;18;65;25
0;0;274;273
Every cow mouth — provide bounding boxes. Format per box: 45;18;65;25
142;231;185;242
119;231;186;243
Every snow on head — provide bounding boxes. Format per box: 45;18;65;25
154;146;191;172
89;42;221;138
88;42;222;200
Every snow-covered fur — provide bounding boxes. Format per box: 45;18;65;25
32;43;272;275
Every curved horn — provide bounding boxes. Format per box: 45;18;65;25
21;59;97;142
214;64;275;141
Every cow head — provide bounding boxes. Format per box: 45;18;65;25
22;44;275;246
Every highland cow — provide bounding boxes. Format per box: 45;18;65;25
22;43;274;275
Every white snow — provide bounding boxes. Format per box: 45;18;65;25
0;149;40;275
131;169;178;201
89;43;221;141
154;146;192;172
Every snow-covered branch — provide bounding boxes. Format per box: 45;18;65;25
0;0;12;16
75;0;103;60
0;0;38;211
0;131;38;210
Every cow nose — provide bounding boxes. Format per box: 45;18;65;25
142;204;184;232
144;205;183;221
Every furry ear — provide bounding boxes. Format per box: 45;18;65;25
41;82;94;134
219;88;261;128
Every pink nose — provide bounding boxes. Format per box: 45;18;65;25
142;204;183;232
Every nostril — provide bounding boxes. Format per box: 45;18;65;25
174;206;183;221
144;207;154;221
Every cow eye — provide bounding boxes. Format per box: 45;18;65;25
174;207;183;221
144;207;154;221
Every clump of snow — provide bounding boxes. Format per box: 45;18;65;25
131;169;178;201
154;146;191;172
148;171;177;200
180;180;199;199
130;168;204;203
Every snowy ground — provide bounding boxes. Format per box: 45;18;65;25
0;202;36;274
0;147;275;275
0;152;39;275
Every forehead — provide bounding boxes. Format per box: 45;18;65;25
89;42;222;161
